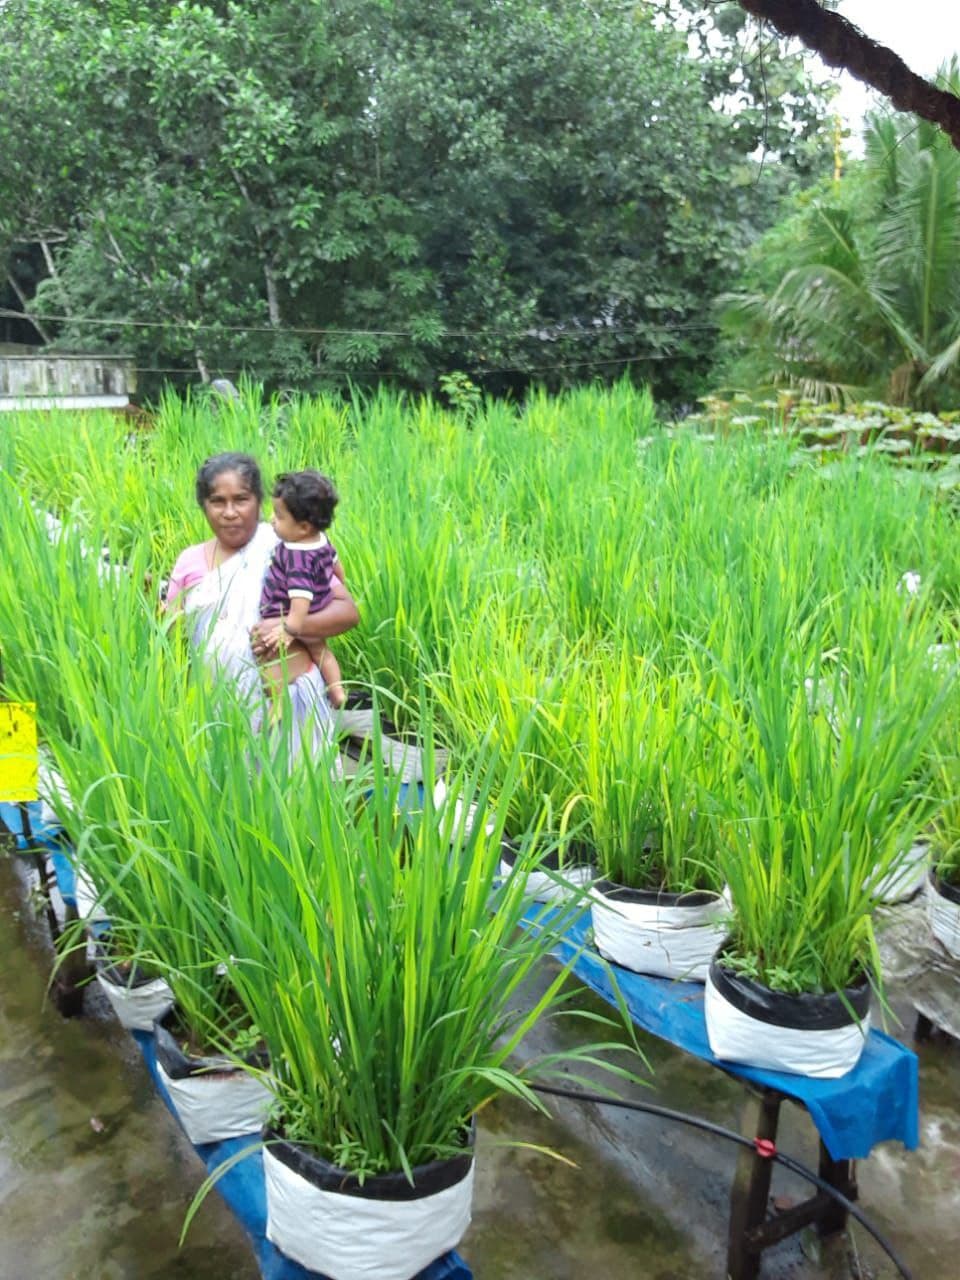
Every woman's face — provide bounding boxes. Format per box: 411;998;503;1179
202;469;261;549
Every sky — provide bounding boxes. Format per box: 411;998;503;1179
830;0;960;132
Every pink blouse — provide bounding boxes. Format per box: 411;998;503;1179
166;541;214;606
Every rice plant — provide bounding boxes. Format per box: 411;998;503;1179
195;706;646;1177
579;653;727;893
711;578;951;994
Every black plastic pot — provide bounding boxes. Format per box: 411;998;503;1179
500;839;594;874
591;879;721;908
263;1120;475;1201
153;1009;267;1080
930;867;960;905
708;955;871;1032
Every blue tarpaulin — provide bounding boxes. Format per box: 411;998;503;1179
536;907;919;1160
0;799;76;905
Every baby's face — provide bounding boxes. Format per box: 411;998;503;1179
271;495;312;543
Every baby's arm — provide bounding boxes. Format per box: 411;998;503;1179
281;594;313;640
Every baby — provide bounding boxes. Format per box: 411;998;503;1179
257;469;346;708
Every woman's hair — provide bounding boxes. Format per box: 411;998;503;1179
272;470;339;531
195;452;263;506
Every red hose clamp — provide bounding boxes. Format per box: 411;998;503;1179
754;1138;777;1159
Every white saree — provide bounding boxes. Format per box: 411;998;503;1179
181;522;334;762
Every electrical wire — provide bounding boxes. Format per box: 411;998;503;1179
0;308;719;341
530;1082;915;1280
115;348;692;379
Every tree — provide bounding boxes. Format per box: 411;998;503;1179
732;1;960;150
1;0;837;399
719;80;960;409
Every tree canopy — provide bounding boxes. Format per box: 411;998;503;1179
719;72;960;410
0;1;836;399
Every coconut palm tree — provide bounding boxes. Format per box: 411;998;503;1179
721;60;960;408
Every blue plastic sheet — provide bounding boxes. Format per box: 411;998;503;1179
0;800;77;906
536;907;919;1160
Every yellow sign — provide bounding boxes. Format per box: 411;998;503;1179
0;703;38;802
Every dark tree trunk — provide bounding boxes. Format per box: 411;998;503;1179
736;0;960;149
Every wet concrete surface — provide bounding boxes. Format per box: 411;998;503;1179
476;898;960;1280
0;854;259;1280
2;849;959;1280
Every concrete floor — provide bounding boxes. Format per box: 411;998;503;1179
1;854;958;1280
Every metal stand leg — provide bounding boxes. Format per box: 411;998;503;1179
19;803;88;1017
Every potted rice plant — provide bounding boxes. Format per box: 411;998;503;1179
706;591;949;1077
582;658;729;979
0;503;180;1028
191;717;642;1279
432;612;596;900
49;626;275;1142
432;609;599;901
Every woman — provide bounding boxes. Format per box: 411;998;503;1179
166;452;358;757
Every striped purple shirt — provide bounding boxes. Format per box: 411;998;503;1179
260;536;339;619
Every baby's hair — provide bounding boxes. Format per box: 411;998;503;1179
196;452;263;505
272;470;338;531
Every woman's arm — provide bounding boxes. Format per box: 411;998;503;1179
250;578;359;657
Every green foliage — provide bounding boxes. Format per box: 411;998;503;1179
0;0;835;397
0;491;646;1168
719;66;960;410
5;379;959;1012
709;578;949;993
580;656;727;893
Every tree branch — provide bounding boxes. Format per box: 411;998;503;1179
735;0;960;149
5;274;51;343
230;166;282;327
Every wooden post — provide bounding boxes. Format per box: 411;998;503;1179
914;1010;935;1042
816;1140;856;1239
727;1089;782;1280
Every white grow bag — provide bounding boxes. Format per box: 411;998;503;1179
499;842;596;905
704;962;871;1078
928;872;960;960
95;966;174;1031
867;842;930;906
36;758;111;920
264;1135;474;1280
74;864;111;922
590;882;728;980
37;758;74;829
154;1060;272;1145
153;1013;272;1144
432;779;495;841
